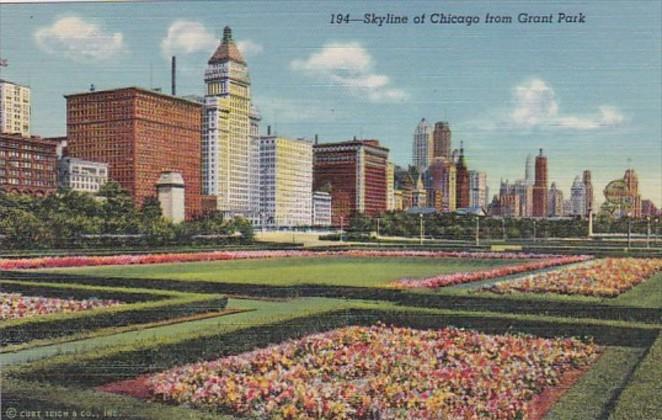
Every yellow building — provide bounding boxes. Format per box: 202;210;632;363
386;161;395;210
203;27;254;215
0;79;31;137
259;136;313;227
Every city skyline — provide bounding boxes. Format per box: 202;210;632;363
0;1;660;205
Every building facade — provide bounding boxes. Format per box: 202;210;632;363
412;118;432;172
57;157;108;193
547;182;564;217
455;146;470;208
532;149;548;217
259;136;312;227
468;170;487;209
312;191;332;227
432;121;451;159
65;87;203;218
623;168;642;218
313;139;389;224
570;175;587;217
425;157;456;212
582;170;594;216
203;26;255;216
0;79;31;137
0;133;57;195
386;161;395;211
524;153;535;185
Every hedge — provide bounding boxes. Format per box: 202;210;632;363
0;280;170;303
0;283;228;346
5;271;659;324
9;307;658;388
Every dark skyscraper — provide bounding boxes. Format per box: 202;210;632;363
582;170;594;216
455;142;470;208
532;148;548;217
432;122;451;159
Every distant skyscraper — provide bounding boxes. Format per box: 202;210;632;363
525;154;535;185
432;121;451;159
547;182;564;217
425;157;456;212
412;118;432;172
468;170;487;209
386;161;395;210
570;176;587;217
0;79;31;137
623;168;642;217
582;170;594;217
532;149;548;217
203;26;255;216
455;143;470;208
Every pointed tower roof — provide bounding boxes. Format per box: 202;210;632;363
416;173;425;190
208;26;246;65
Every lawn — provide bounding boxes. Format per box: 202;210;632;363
41;257;525;288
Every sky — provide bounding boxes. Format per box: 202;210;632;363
0;0;660;206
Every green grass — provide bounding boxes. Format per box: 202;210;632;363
42;256;523;287
610;333;662;419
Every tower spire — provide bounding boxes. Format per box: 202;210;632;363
223;26;232;42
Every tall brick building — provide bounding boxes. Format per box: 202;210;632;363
0;133;57;196
313;139;389;225
65;87;203;218
455;145;470;208
532;148;548;217
432;121;451;159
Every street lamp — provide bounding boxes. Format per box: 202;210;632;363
627;213;632;250
501;218;506;240
339;216;344;243
532;219;537;243
646;216;651;248
475;216;480;246
419;213;424;246
376;217;381;238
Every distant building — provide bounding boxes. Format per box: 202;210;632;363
412;118;432;172
0;133;57;196
0;79;31;137
248;105;262;223
57;157;108;193
312;191;332;227
386;161;395;210
259;136;313;227
524;153;535;185
432;121;451;159
425;157;456;212
532;149;548;217
156;171;185;223
469;170;487;209
562;199;573;216
455;144;470;209
65;86;203;219
313;139;389;225
582;170;594;216
500;179;532;218
547;182;564;217
412;174;427;208
499;193;521;217
570;176;587;217
623;168;642;218
641;199;658;217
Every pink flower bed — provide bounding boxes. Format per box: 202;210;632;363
485;258;662;297
145;324;600;419
391;255;591;289
1;250;567;271
0;292;121;321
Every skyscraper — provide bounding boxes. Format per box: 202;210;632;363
425;157;456;212
468;170;487;209
547;182;564;217
623;168;642;217
532;149;548;217
313;139;389;224
455;143;470;208
0;79;31;137
524;154;534;185
432;121;451;159
259;136;312;227
412;118;432;172
203;26;255;216
570;176;587;217
582;170;594;217
65;87;203;218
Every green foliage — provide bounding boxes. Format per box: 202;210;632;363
0;185;253;249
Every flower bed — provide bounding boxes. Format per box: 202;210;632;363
391;255;590;289
0;250;567;271
0;292;121;321
144;324;600;419
484;258;662;297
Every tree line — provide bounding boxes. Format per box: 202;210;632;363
0;182;253;250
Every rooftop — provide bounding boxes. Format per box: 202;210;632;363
64;86;203;107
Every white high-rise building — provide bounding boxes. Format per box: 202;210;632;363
259;136;313;227
412;118;432;172
0;79;31;137
525;153;535;185
202;26;254;216
468;170;487;209
570;176;587;217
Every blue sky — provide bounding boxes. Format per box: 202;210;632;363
1;0;660;205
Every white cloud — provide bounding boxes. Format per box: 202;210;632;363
34;16;125;62
161;20;216;58
511;78;625;130
236;39;264;57
291;42;407;103
161;20;263;60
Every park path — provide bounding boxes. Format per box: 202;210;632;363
0;297;350;366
